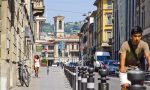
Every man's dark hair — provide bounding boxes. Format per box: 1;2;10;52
131;26;143;35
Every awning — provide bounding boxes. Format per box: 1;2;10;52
101;43;111;47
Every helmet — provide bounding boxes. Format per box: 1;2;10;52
131;26;143;35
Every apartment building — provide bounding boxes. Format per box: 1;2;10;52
94;0;113;54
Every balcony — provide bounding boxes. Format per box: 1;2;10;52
106;5;112;9
32;0;45;16
69;49;79;52
46;57;55;60
41;49;54;53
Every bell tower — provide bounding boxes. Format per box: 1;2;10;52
53;16;65;37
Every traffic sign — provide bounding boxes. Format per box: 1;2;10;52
58;44;62;49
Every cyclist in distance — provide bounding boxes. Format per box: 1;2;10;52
34;55;40;77
119;26;150;90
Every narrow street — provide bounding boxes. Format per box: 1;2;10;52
1;0;150;90
11;66;150;90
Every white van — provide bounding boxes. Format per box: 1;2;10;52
94;51;110;72
95;51;110;61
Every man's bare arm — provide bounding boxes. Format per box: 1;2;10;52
119;53;127;72
145;52;150;69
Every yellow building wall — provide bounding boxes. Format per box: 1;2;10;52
96;0;113;50
102;0;113;42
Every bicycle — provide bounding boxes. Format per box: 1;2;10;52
13;59;30;87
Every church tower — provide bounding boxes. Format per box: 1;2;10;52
53;16;65;37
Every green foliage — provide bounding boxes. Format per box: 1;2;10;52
41;59;47;64
64;22;81;34
36;46;42;52
41;23;54;33
41;22;81;34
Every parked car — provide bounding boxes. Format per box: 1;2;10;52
104;60;119;76
68;62;78;68
64;61;78;68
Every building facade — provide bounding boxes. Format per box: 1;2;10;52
35;16;80;65
0;0;34;90
94;0;113;55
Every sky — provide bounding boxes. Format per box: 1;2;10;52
44;0;96;24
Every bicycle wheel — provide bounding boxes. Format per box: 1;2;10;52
19;69;24;86
22;69;30;87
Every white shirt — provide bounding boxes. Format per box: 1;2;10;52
34;59;40;67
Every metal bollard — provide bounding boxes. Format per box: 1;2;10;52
78;67;82;90
72;67;76;90
98;69;109;90
128;70;146;90
87;68;95;90
81;67;87;90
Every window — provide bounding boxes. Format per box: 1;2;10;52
64;52;68;57
59;20;62;29
106;13;112;25
106;30;112;42
72;44;74;50
77;44;79;50
48;45;54;50
48;52;54;57
107;0;112;9
107;0;112;5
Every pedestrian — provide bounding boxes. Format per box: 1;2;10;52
34;55;40;77
47;66;49;75
119;26;150;90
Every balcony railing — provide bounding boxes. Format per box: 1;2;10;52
106;5;112;9
69;49;79;52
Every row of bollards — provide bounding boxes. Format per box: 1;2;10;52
77;67;109;90
64;65;147;90
64;65;77;90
